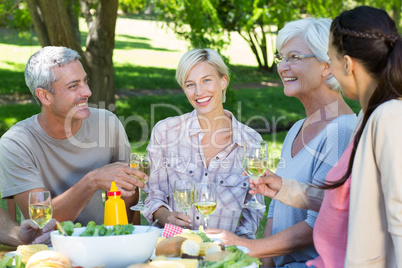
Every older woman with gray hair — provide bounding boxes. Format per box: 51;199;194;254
143;48;264;239
206;18;356;267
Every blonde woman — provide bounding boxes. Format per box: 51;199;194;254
143;49;264;239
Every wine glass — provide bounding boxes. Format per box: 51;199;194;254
242;140;268;209
173;179;194;215
194;182;217;229
28;191;53;229
130;153;150;211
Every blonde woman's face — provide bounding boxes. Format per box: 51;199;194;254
182;61;228;116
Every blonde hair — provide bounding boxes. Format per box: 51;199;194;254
175;48;230;102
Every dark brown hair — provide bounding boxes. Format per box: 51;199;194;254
320;6;402;189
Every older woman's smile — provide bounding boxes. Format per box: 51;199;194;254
283;76;298;82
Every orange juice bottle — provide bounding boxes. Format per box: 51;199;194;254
104;181;128;225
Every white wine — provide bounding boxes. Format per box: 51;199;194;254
29;204;53;228
174;189;194;213
130;160;140;169
140;160;151;177
243;156;268;180
130;159;148;183
195;201;217;216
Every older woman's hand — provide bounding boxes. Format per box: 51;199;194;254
249;169;283;198
205;228;241;246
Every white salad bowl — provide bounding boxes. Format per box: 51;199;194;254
50;225;159;268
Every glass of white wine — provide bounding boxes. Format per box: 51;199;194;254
29;191;53;229
174;179;194;215
130;153;150;211
194;182;217;229
242;140;268;209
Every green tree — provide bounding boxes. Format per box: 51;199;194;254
1;0;119;108
150;0;401;73
0;0;31;29
150;0;327;72
119;0;147;13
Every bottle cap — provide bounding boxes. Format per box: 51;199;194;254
107;181;121;196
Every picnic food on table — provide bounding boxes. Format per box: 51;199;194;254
155;236;187;257
209;246;262;267
156;231;218;258
150;258;198;268
58;221;82;236
152;245;260;268
127;264;155;268
199;242;222;257
25;250;72;268
16;244;49;264
203;251;231;262
153;224;261;268
57;220;135;236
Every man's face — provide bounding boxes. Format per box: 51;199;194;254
47;60;92;123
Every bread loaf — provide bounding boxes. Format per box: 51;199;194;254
155;236;186;257
25;250;72;268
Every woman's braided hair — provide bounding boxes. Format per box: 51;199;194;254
319;6;402;189
337;27;399;47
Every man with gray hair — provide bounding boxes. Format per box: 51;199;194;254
0;46;145;225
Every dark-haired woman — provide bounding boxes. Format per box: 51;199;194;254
250;6;402;267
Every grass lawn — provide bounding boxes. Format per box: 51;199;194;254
0;14;361;239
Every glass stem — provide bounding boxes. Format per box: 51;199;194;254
204;215;209;229
252;193;257;202
138;188;143;205
251;183;259;202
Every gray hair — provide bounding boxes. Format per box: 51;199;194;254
25;46;81;105
175;48;230;102
277;18;341;91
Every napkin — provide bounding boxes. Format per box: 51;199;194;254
161;223;183;237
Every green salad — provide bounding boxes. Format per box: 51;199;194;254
182;226;260;268
200;246;261;268
183;226;212;242
58;221;135;236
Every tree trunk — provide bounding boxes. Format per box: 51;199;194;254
37;0;82;50
67;0;81;45
259;26;269;70
85;0;118;109
25;0;51;46
79;0;94;29
238;31;263;69
25;0;118;108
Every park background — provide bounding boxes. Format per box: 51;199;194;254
0;0;400;238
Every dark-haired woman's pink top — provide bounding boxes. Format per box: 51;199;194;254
306;141;353;268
